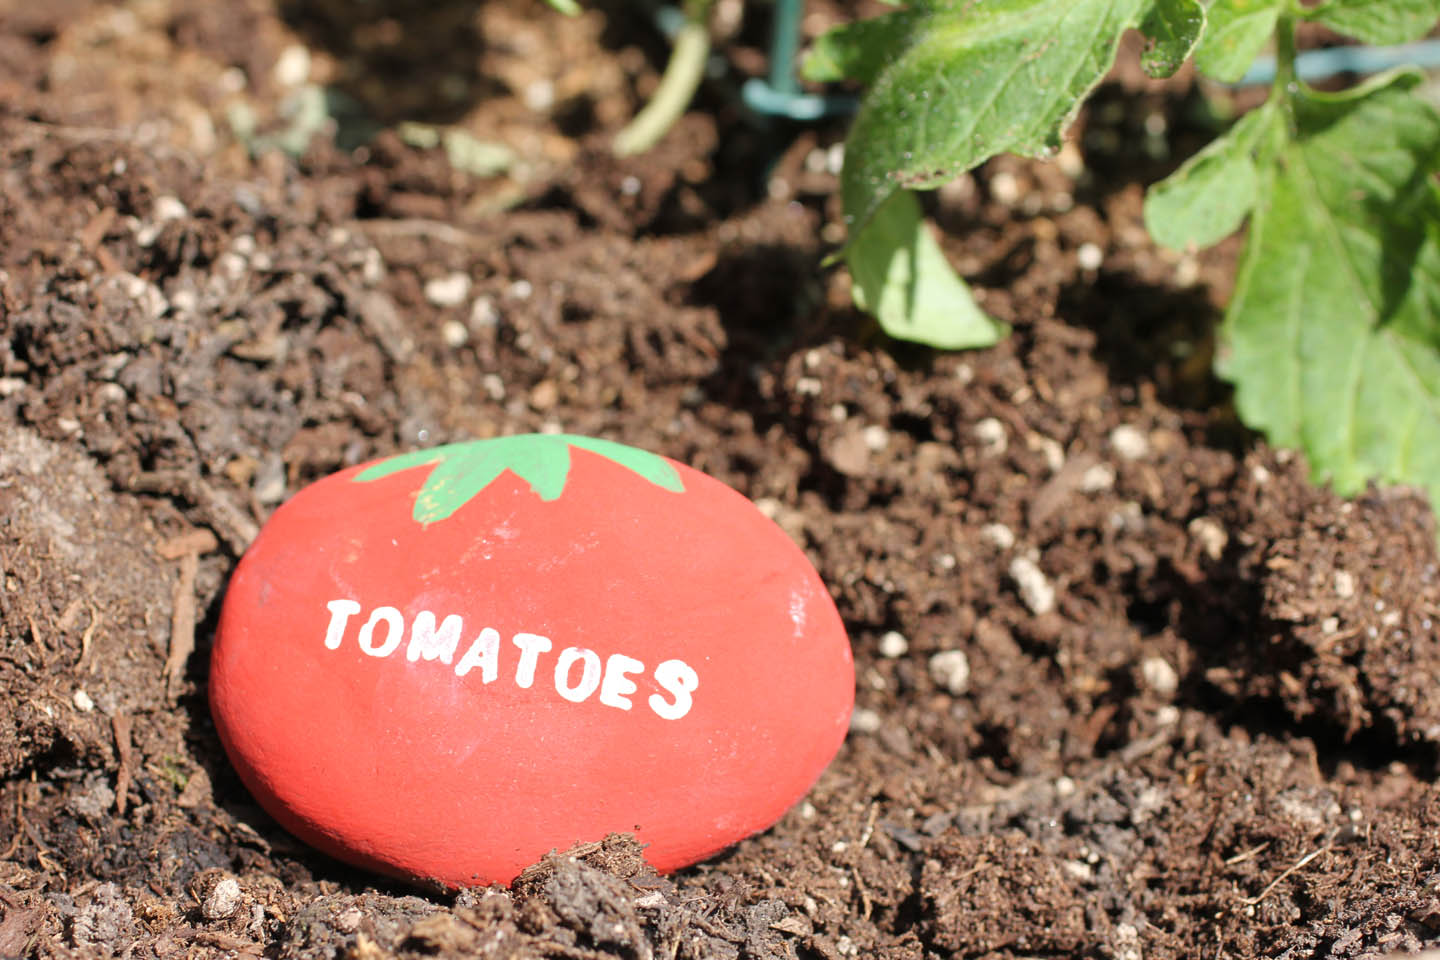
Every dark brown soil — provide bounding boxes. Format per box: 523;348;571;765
3;2;1440;958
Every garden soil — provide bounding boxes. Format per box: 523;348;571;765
3;1;1440;958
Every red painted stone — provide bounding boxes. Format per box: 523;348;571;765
210;434;853;888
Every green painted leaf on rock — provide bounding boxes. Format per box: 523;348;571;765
845;190;1007;349
356;435;684;525
1194;0;1283;83
1143;101;1280;250
1302;0;1440;46
1218;70;1440;508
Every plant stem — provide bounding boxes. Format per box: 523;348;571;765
614;0;715;157
1272;15;1299;132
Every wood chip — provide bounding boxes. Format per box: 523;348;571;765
156;529;219;560
78;207;116;252
165;551;199;701
176;766;212;808
128;471;258;552
112;714;134;816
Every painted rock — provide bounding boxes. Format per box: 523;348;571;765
210;434;853;888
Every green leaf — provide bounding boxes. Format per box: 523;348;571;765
355;434;684;525
544;0;581;14
1302;0;1440;45
1194;0;1283;83
1218;71;1440;510
1143;101;1280;250
803;13;923;87
845;190;1008;349
1138;0;1206;78
835;0;1152;239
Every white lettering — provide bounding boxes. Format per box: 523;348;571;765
321;602;698;718
649;659;699;720
554;647;603;702
358;606;404;657
407;611;463;664
512;633;553;689
599;654;644;710
454;627;500;681
323;599;361;650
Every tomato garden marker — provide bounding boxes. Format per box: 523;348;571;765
210;433;854;888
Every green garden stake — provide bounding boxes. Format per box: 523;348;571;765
742;0;855;120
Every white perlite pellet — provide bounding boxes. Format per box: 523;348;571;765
1009;555;1056;616
877;631;909;659
849;706;883;735
1141;656;1179;697
1109;424;1150;461
928;650;971;695
425;272;471;307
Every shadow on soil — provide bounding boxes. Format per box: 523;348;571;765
275;0;501;125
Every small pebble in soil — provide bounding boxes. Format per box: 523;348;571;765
1076;242;1104;271
928;649;971;696
425;273;472;307
1081;462;1116;493
1187;516;1228;561
274;45;311;87
1029;433;1065;473
481;374;505;402
981;523;1016;551
203;878;242;920
1009;555;1056;616
441;320;469;348
1141;656;1179;698
1109;424;1150;461
151;195;188;223
989;171;1020;206
973;417;1007;455
253;455;286;505
877;631;909;659
849;706;882;735
72;689;95;712
1334;569;1356;599
470;296;500;328
210;434;854;887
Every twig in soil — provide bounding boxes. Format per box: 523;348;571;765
166;552;198;701
1118;730;1174;764
159;529;216;701
180;928;262;955
0;799;22;862
851;866;872;922
13;794;55;871
1239;843;1331;906
129;472;258;553
77;604;100;671
4;119;199;166
857;801;878;850
1224;840;1272;866
157;529;220;561
112;714;134;816
25;616;46;668
347;217;488;249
